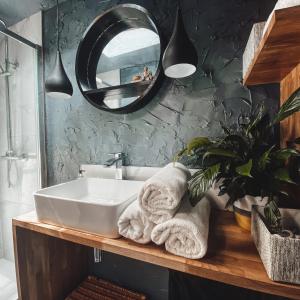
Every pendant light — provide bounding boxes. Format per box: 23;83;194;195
45;0;73;99
162;7;198;78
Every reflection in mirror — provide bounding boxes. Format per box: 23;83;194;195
104;96;138;109
96;28;161;109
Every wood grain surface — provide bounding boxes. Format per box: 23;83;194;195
13;226;89;300
244;6;300;86
13;210;300;299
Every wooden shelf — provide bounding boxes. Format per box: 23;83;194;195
244;6;300;86
13;210;300;299
243;5;300;149
84;81;151;102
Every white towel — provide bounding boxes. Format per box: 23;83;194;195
138;162;191;224
118;200;155;244
151;197;211;259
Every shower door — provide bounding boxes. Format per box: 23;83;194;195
0;26;43;300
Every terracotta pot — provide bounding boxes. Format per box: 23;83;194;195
233;205;251;231
233;195;269;231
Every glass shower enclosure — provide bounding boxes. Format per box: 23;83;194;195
0;18;44;300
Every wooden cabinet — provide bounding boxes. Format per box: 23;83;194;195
13;211;300;299
13;226;89;300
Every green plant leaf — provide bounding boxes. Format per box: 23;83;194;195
189;164;220;203
220;123;231;135
222;176;247;208
264;200;281;232
278;190;289;197
246;105;265;135
274;168;295;184
235;159;253;177
203;148;240;160
186;137;211;154
258;146;275;170
273;148;299;161
174;137;212;162
222;134;248;157
173;148;188;162
272;90;300;124
241;97;252;107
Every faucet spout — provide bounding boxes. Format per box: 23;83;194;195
104;158;117;167
104;152;124;180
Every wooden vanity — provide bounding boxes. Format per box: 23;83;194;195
13;210;300;300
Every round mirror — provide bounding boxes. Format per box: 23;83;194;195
76;4;164;113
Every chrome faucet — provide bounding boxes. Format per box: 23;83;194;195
78;166;86;178
104;152;124;180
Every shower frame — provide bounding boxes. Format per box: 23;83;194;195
0;20;47;188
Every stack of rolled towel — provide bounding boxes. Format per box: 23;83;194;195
117;163;211;259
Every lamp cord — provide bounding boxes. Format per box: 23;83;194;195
56;0;60;51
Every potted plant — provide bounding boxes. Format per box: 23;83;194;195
176;91;300;232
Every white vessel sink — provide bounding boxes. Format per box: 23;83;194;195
34;178;144;238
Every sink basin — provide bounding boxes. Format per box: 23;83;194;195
34;178;144;238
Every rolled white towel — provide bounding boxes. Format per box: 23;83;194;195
118;200;155;244
138;162;191;224
151;197;211;259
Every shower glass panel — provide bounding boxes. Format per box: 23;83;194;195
0;29;41;299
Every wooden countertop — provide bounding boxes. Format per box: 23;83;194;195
13;210;300;300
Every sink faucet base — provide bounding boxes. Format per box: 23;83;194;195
104;152;124;180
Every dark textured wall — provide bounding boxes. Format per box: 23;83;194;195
44;0;278;186
0;0;67;26
43;1;278;299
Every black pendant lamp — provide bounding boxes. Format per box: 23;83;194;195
45;0;73;99
162;7;198;78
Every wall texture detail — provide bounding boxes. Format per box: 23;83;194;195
43;1;278;299
44;0;278;186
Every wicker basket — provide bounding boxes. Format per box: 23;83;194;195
251;205;300;284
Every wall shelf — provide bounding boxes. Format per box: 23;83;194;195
84;81;152;102
13;210;300;300
243;5;300;148
243;6;300;86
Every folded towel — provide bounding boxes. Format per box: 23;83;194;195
138;162;191;224
118;200;155;244
151;197;211;259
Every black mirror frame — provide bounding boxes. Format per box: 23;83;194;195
75;4;164;114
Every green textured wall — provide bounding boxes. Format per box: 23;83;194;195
43;1;278;299
44;0;278;185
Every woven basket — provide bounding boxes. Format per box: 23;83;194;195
251;206;300;284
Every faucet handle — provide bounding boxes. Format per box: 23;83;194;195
108;152;123;159
78;167;86;178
